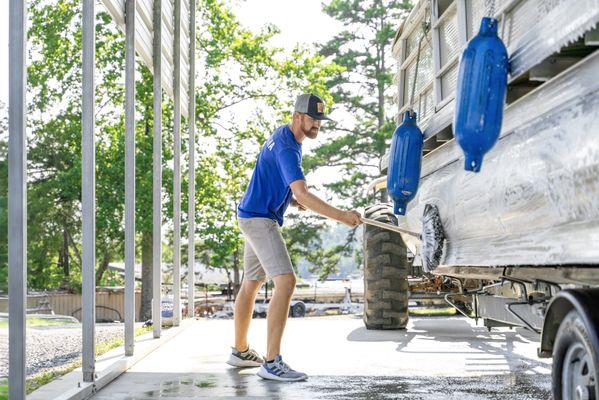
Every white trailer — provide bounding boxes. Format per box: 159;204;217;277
362;1;599;399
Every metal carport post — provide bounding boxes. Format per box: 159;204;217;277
173;0;182;327
152;0;163;339
124;0;137;357
81;0;97;382
187;0;196;318
8;0;27;397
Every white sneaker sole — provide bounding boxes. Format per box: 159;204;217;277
257;365;308;382
226;353;262;368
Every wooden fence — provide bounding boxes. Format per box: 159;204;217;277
0;289;142;322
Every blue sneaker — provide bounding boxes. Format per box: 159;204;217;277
257;355;308;382
227;346;264;368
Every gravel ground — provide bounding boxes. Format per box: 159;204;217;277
0;322;131;378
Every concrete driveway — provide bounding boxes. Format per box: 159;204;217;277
92;315;552;399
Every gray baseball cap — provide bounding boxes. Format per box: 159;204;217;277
294;93;332;121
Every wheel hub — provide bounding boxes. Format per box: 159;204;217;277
563;342;596;400
575;385;589;400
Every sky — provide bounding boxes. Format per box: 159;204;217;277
236;0;343;51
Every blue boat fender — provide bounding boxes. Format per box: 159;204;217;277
387;110;424;216
454;17;509;172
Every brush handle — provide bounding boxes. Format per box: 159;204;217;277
360;217;421;238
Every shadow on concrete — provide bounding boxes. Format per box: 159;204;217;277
346;317;550;376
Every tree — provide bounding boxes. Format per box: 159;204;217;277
190;0;342;292
22;0;140;291
135;66;160;319
0;0;346;316
305;0;412;205
296;0;412;278
23;1;177;319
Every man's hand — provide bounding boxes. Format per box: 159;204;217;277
290;198;306;211
340;210;362;227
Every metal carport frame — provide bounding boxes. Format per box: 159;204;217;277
7;0;197;398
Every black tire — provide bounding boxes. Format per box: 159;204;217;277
552;310;599;400
363;203;410;330
290;302;306;318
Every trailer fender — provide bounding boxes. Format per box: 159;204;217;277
539;288;599;358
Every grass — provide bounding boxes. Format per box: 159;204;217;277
0;316;79;329
3;324;154;396
94;325;153;357
25;360;83;395
195;380;217;388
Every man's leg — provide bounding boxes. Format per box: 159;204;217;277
234;279;263;352
239;219;306;380
266;273;296;360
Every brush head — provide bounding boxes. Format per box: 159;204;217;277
421;204;445;273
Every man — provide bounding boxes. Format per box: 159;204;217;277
227;93;362;381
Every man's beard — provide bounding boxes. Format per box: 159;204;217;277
304;126;319;139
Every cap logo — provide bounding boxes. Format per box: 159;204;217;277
316;102;324;113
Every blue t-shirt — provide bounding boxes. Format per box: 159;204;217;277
238;125;305;226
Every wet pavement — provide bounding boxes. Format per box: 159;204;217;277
92;315;552;399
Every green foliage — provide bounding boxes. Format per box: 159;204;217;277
192;0;340;281
295;0;412;277
20;0;132;290
282;211;360;281
0;0;342;292
0;315;78;329
282;213;326;269
306;0;413;207
7;0;183;293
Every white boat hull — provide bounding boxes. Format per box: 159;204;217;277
399;51;599;268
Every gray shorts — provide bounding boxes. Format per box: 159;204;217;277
237;217;295;281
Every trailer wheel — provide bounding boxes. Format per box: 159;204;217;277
290;302;306;318
363;203;410;330
553;309;599;400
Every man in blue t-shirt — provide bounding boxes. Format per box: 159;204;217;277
227;94;362;381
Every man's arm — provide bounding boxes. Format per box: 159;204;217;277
290;197;306;211
290;180;362;227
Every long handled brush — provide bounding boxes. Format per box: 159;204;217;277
360;203;445;273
